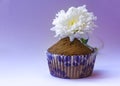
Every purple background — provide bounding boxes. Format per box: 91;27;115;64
0;0;120;86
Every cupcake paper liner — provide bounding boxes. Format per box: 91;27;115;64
46;48;97;79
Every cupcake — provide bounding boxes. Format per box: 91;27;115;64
47;5;97;79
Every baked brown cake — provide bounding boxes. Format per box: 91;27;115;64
48;37;93;55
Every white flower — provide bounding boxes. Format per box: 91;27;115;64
51;5;97;41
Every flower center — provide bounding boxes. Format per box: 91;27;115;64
68;19;77;27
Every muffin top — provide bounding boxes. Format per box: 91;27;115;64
48;37;93;55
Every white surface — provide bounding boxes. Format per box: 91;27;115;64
0;48;120;86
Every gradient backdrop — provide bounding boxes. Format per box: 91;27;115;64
0;0;120;86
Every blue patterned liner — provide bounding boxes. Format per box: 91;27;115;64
46;48;97;79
